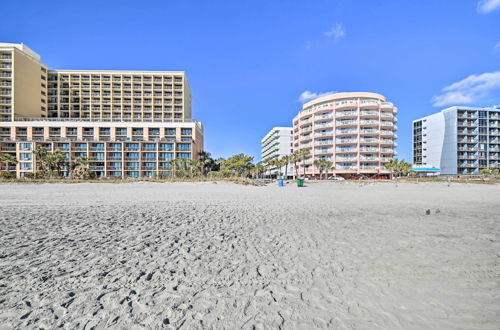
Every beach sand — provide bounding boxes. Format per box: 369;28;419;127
0;181;499;329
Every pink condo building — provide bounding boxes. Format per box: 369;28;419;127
292;92;398;178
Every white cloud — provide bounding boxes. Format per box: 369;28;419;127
324;23;345;39
298;90;336;103
431;71;500;107
477;0;500;13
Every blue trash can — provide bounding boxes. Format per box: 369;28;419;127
278;179;284;187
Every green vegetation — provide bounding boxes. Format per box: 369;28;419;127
384;158;412;178
313;159;334;180
480;168;500;175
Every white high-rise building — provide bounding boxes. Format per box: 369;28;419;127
261;127;293;177
413;105;500;175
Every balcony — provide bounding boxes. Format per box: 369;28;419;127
336;165;358;170
360;157;379;161
360;138;379;144
360;120;379;126
336;103;356;110
315;131;333;137
458;114;477;119
360;165;380;170
336;148;357;153
359;111;379;118
299;119;312;126
360;129;379;135
315;123;332;129
458;147;478;152
314;140;333;146
336;120;358;127
300;126;312;133
336;138;357;144
336;156;357;161
335;111;357;118
360;147;379;152
458;139;478;143
315;114;333;121
336;129;357;136
360;101;379;110
315;148;333;154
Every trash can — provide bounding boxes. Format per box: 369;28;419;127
278;179;284;187
297;178;304;187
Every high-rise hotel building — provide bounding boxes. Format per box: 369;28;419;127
292;92;398;178
413;105;500;175
0;43;203;179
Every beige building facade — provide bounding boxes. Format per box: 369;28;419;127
46;70;192;122
0;43;192;122
0;120;203;179
0;43;48;121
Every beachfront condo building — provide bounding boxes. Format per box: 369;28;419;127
292;92;398;178
261;127;293;177
412;105;500;175
0;42;204;179
0;120;203;179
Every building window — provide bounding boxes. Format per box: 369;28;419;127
19;143;32;151
19;153;32;161
20;163;32;170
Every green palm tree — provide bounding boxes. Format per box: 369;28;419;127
72;156;91;179
313;158;333;180
0;153;17;172
167;158;179;178
33;145;49;173
281;155;291;179
197;150;214;176
299;148;310;178
385;158;399;178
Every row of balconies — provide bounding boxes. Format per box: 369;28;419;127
51;85;183;90
300;111;395;121
52;98;183;103
56;76;182;83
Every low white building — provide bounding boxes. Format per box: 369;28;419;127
261;127;293;178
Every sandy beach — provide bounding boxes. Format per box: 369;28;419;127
0;181;499;329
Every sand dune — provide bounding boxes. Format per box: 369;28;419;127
0;181;499;329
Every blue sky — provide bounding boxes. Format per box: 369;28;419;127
2;0;500;161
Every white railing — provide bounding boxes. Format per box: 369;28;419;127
360;111;379;116
336;157;357;161
336;148;357;153
336;165;358;170
336;111;357;118
336;138;357;144
336;120;358;126
315;148;333;153
360;129;379;134
315;140;333;145
360;138;379;143
336;129;358;134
